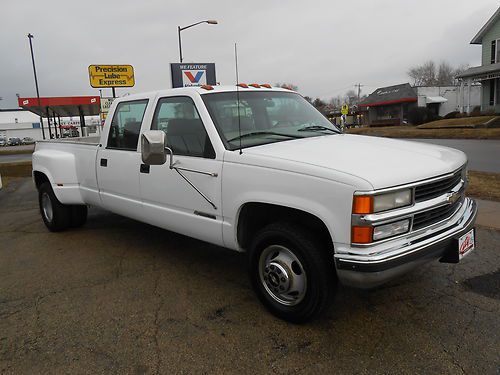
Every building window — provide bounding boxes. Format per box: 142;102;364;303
496;39;500;63
496;79;500;105
490;79;495;106
492;40;496;64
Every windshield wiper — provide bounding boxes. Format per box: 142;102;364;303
298;125;340;133
228;131;302;142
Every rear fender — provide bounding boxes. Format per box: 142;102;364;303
32;149;84;204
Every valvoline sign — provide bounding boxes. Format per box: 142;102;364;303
182;70;206;86
170;63;216;88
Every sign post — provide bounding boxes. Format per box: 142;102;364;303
170;63;216;88
88;65;135;97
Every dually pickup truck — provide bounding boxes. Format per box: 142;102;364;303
33;85;477;322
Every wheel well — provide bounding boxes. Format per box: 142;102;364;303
237;202;333;252
33;171;49;190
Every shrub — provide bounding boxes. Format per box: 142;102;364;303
470;106;481;117
407;107;440;125
443;111;459;119
480;109;496;116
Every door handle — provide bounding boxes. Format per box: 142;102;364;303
140;164;150;174
100;158;107;167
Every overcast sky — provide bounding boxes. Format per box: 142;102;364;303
0;0;498;108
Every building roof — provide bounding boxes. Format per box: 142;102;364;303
359;83;417;107
456;62;500;80
17;96;101;117
471;7;500;44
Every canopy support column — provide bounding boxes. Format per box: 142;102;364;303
45;106;53;139
78;106;86;137
57;115;62;138
52;111;59;138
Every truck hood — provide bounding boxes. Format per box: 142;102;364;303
243;134;467;189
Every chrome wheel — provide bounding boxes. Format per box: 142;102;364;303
259;245;307;306
41;192;53;222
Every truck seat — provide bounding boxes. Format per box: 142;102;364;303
123;121;142;149
167;119;214;158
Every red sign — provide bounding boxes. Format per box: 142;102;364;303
18;96;100;108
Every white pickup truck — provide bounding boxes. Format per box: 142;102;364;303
33;85;477;322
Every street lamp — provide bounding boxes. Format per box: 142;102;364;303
177;20;218;63
27;33;46;139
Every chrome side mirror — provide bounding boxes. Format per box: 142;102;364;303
141;130;167;165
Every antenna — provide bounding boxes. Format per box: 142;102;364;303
234;43;242;155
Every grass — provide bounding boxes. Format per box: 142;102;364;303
417;116;496;129
346;125;500;139
0;161;32;178
466;171;500;202
0;147;35;156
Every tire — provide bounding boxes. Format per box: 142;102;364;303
70;205;88;228
38;182;72;232
248;222;335;323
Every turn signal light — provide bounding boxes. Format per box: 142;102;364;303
352;226;373;244
237;83;249;88
261;84;272;88
200;85;214;90
352;195;373;214
249;83;261;88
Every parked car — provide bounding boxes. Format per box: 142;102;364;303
32;86;477;322
0;136;8;147
21;137;35;145
7;137;21;146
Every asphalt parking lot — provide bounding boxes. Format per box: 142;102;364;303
1;178;499;374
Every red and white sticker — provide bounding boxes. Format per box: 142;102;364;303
458;229;475;260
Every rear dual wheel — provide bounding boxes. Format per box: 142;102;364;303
38;182;87;231
248;222;335;323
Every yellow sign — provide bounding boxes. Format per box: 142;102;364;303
88;65;135;88
341;104;349;115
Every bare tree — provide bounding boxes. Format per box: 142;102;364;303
275;83;298;91
408;60;467;86
344;89;357;105
436;62;456;86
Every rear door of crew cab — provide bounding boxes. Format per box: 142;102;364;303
96;96;152;220
139;94;224;246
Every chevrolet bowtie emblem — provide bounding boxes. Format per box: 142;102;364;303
447;191;461;204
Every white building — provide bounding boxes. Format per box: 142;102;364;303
0;109;47;140
0;109;101;140
416;86;481;116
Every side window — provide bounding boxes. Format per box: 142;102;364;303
107;99;148;150
151;96;215;158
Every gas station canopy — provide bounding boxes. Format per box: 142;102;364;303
17;96;101;117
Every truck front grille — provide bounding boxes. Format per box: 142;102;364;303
412;198;463;230
414;168;463;202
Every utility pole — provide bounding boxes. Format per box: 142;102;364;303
27;33;46;140
355;83;364;104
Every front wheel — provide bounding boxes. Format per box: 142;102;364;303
248;223;335;323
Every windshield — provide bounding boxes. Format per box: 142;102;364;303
202;91;340;150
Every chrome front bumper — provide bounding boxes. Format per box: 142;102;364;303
335;197;477;289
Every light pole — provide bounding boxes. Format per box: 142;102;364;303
27;33;46;139
177;20;218;63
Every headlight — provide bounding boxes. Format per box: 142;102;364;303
353;189;412;214
373;219;410;241
373;189;412;212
